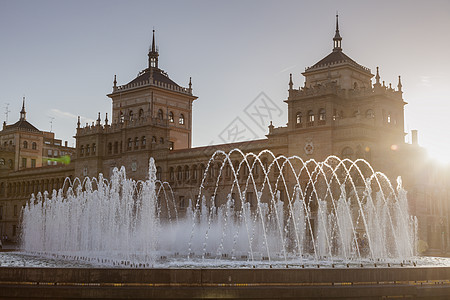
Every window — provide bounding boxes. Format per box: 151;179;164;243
114;142;118;154
169;141;174;150
31;159;36;168
184;166;190;181
47;149;52;157
0;206;2;220
120;111;124;123
134;137;139;149
179;196;185;209
156;166;162;181
127;138;132;150
108;143;112;154
0;159;4;165
152;136;157;143
141;136;146;148
23;141;28;149
179;114;185;125
32;142;37;150
129;110;133;121
177;166;182;181
86;145;90;155
169;111;174;123
308;110;315;122
157;109;164;121
54;150;58;157
92;143;96;154
21;158;26;168
13;225;16;236
139;108;144;119
160;137;164;144
14;205;17;217
319;108;326;121
80;146;84;156
296;112;302;124
169;167;174;181
8;160;12;168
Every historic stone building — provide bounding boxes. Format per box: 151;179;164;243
0;99;75;240
0;18;448;254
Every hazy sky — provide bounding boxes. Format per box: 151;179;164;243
1;0;449;163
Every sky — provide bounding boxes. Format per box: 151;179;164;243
1;0;449;164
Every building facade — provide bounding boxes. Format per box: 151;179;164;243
0;20;448;254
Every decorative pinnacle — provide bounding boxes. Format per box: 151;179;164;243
20;96;26;120
289;73;293;90
333;14;342;52
113;75;117;87
151;29;156;53
397;75;402;92
375;67;380;85
105;113;108;125
77;116;81;128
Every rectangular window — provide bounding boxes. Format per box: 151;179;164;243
169;142;174;151
179;196;185;209
21;158;26;168
54;150;58;156
0;206;3;220
31;159;36;168
47;149;52;157
14;205;17;217
12;225;16;237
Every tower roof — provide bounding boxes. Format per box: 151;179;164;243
127;68;180;87
304;15;371;75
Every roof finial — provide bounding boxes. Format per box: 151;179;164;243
77;116;81;128
148;29;159;68
105;113;108;125
188;77;192;93
113;75;117;92
289;73;293;90
151;29;156;53
397;75;402;92
333;14;342;52
20;96;26;121
375;67;380;85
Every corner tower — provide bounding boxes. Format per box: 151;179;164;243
75;30;197;179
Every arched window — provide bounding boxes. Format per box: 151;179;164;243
184;166;190;181
387;112;392;124
159;137;164;144
319;108;326;121
157;109;164;121
114;142;118;154
120;111;124;123
23;141;28;149
92;143;96;154
341;147;354;159
138;108;144;119
152;136;157;143
141;136;146;149
177;166;182;181
86;144;90;155
296;112;302;125
134;137;139;149
169;111;174;123
129;110;133;121
32;142;37;150
366;109;375;119
108;143;112;154
169;167;174;181
127;138;132;150
8;159;12;168
156;166;162;181
192;165;198;180
0;159;4;165
80;145;84;156
179;114;185;125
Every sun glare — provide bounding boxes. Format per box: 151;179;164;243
426;146;450;165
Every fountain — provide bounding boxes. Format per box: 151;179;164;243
18;149;419;268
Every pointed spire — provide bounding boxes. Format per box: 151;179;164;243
77;116;81;128
20;96;26;121
397;75;402;92
333;14;342;52
97;112;101;125
151;29;156;53
375;67;380;84
289;73;293;90
148;29;159;68
105;113;109;125
113;75;117;92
